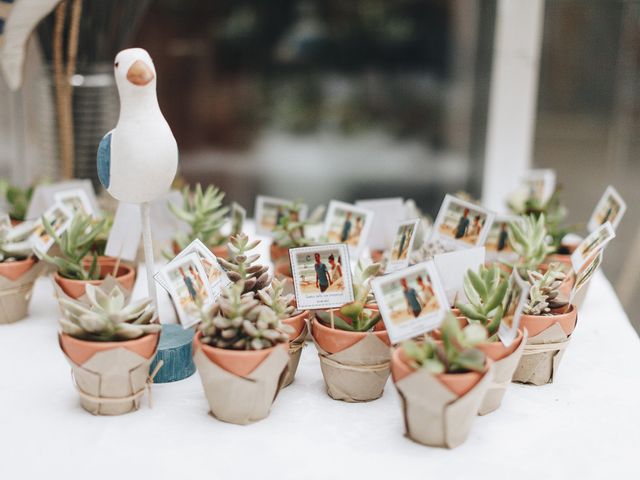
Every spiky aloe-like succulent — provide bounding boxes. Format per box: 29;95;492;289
402;313;487;374
169;184;230;249
58;283;160;341
0;179;34;222
273;203;325;248
257;277;295;319
524;264;568;315
316;261;382;332
199;283;292;350
456;265;508;338
508;214;555;276
0;215;36;262
38;213;107;280
218;234;270;295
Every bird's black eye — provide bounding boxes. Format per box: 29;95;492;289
114;62;119;68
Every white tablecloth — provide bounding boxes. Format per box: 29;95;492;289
1;247;639;479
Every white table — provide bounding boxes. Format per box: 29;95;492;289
1;256;639;479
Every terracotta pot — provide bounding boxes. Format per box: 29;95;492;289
0;256;36;281
311;314;389;354
275;261;292;278
60;331;160;365
282;309;309;340
370;249;384;263
55;260;136;299
10;218;22;227
391;347;487;397
519;304;577;337
476;328;524;361
194;331;288;377
209;245;228;259
270;244;289;264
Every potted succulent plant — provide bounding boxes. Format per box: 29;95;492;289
0;217;42;324
38;213;135;298
311;262;392;402
217;233;271;295
58;281;162;415
512;264;576;385
193;283;293;424
271;203;325;275
0;180;34;225
507;214;556;277
391;313;492;448
258;277;310;387
169;183;230;258
455;265;527;414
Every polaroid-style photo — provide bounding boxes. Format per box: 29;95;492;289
588;185;626;232
323;200;374;256
30;202;74;254
522;169;556;204
156;239;231;299
230;202;247;236
371;261;448;344
485;214;519;262
433;247;485;307
289;244;354;310
571;221;615;272
158;252;215;328
53;188;97;218
570;250;603;303
355;197;404;251
386;219;421;273
431;194;495;250
498;272;530;347
254;196;308;236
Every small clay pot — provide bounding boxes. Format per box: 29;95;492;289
0;256;36;281
476;329;524;361
282;309;309;340
270;244;289;264
60;331;160;365
311;314;389;354
519;304;577;337
194;332;288;377
391;347;487;397
275;261;292;279
0;257;39;324
55;259;136;299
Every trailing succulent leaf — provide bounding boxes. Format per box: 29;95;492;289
218;234;270;295
456;265;508;338
0;215;36;262
0;179;34;222
508;214;555;276
199;283;293;350
273;203;325;248
402;313;487;374
38;213;107;280
316;261;382;332
523;264;568;316
257;277;295;319
58;283;159;341
169;184;230;249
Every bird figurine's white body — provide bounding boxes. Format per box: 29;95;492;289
97;48;177;203
97;48;178;312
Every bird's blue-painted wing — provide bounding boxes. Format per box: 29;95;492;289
97;131;112;189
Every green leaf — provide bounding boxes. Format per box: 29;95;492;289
456;303;486;322
455;349;486;372
485;278;508;312
467;269;488;302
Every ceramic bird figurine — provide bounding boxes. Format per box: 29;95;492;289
97;48;178;312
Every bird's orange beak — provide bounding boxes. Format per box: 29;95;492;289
126;60;154;86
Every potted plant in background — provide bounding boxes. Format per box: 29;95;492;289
58;281;162;415
391;314;492;448
39;213;135;298
455;265;527;414
311;262;391;402
193;283;292;425
0;180;34;225
507;214;556;277
169;183;230;258
0;217;42;324
512;264;576;385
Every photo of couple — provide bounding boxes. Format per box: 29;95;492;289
30;203;73;253
380;273;441;325
485;220;513;253
295;250;346;294
433;195;494;248
574;222;615;269
323;201;373;254
588;186;626;232
255;195;308;235
391;223;416;261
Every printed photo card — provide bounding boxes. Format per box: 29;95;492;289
371;261;448;344
485;214;519;263
431;194;495;250
255;196;307;236
385;218;421;273
323;200;374;256
30;202;74;254
571;221;615;272
498;272;530;347
289;244;354;311
588;185;626;232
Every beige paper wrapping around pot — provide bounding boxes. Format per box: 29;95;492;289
193;346;290;425
0;263;42;324
61;342;159;416
512;324;570;386
313;333;391;402
478;331;528;416
395;366;493;448
282;322;308;388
